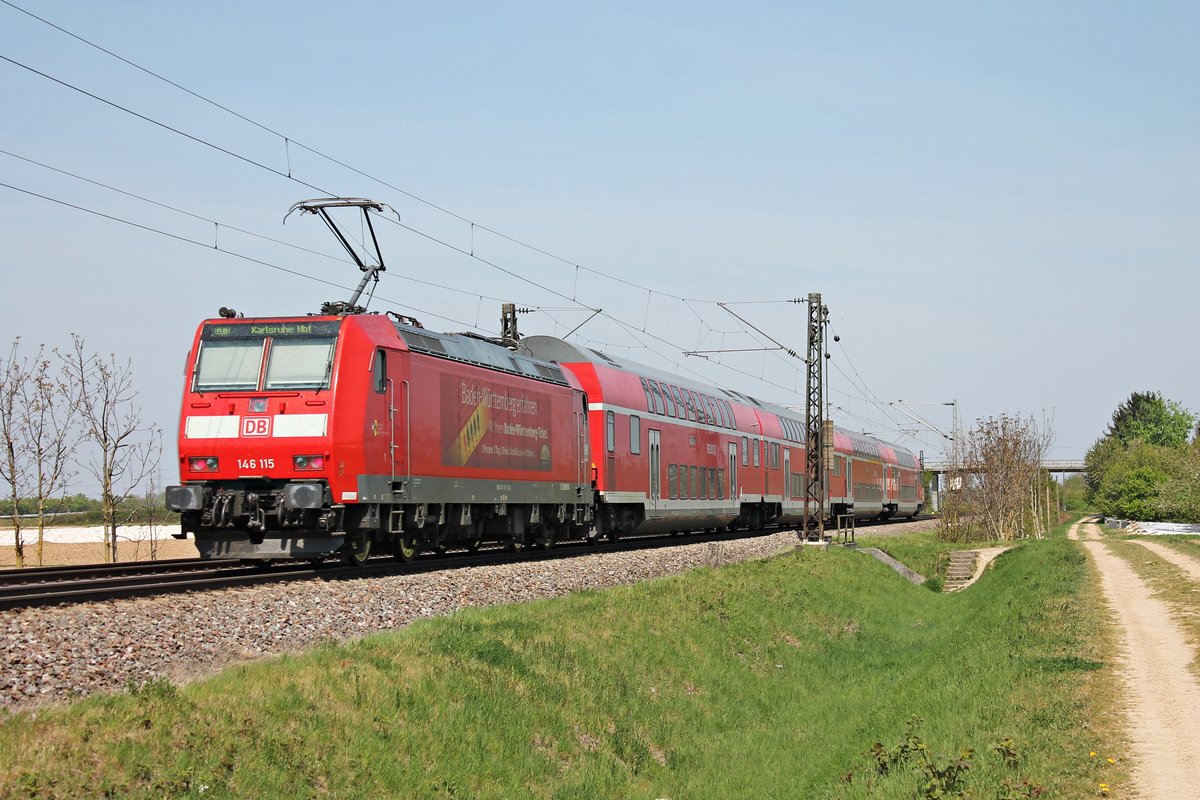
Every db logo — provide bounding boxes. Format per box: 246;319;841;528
241;417;271;437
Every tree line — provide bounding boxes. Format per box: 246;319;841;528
1084;391;1199;522
0;336;161;567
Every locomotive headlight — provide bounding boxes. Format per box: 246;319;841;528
294;455;325;471
189;457;219;473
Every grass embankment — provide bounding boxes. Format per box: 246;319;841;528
2;522;1123;799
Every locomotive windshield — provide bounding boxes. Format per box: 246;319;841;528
194;321;341;392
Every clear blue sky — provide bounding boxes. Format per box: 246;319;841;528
2;1;1197;492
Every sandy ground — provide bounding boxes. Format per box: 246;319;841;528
1070;518;1200;798
0;537;198;567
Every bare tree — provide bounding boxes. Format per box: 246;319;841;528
960;414;1054;541
0;341;30;567
18;346;79;565
59;334;162;563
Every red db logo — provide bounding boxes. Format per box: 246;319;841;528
241;417;271;437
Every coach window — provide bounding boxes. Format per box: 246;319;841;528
684;392;697;421
648;381;666;415
668;465;678;499
690;465;698;499
670;386;686;420
640;378;654;413
753;439;760;467
716;468;725;499
708;467;717;500
630;415;641;454
723;400;735;428
714;398;728;428
741;436;749;466
606;411;615;453
662;384;678;417
372;349;387;394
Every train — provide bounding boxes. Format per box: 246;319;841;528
165;309;925;564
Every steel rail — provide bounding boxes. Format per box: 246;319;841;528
0;516;934;611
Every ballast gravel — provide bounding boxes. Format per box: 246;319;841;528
1;520;935;712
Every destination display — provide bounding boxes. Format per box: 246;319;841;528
201;321;342;340
441;374;552;471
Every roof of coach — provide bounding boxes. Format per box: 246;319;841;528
521;335;758;404
392;324;570;387
517;336;921;464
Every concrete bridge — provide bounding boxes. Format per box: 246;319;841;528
923;459;1085;475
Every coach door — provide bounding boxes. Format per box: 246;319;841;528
648;429;661;514
728;442;738;503
783;448;791;501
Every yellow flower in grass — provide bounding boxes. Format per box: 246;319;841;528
1090;751;1097;758
1099;783;1109;795
1106;757;1115;764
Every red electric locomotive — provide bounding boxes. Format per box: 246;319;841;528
165;313;593;563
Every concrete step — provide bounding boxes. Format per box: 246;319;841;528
944;550;979;591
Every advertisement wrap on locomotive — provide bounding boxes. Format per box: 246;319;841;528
164;198;923;564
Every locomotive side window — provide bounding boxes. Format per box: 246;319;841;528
630;415;641;454
195;339;264;392
372;349;387;394
264;338;337;390
606;411;615;452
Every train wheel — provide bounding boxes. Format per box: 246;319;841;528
506;534;526;553
394;534;418;563
343;533;372;567
534;525;557;550
465;539;481;553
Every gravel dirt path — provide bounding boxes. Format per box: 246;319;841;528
1069;518;1200;798
1129;539;1200;581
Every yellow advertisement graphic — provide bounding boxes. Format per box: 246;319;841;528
441;375;552;471
449;395;492;467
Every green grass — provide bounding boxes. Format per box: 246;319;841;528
1;523;1126;799
854;528;975;585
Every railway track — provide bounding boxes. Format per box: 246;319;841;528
0;516;935;611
